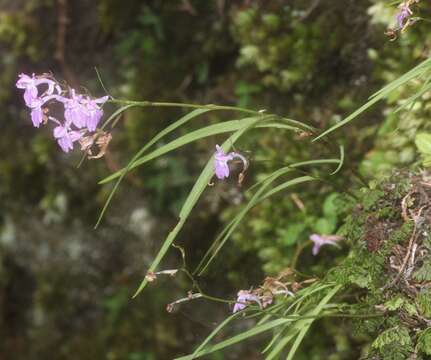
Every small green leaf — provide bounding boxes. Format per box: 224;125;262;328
413;260;431;281
415;133;431;155
417;328;431;355
279;223;306;246
323;193;339;217
372;326;411;350
383;296;404;311
418;290;431;317
314;218;336;235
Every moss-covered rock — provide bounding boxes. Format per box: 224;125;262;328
332;171;431;359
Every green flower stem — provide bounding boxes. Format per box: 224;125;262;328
108;98;260;115
107;98;316;132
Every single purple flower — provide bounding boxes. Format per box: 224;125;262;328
214;145;234;179
396;3;413;29
214;145;248;180
233;290;262;313
310;234;343;256
16;74;39;108
26;95;57;128
55;90;88;129
53;123;82;153
16;73;58;107
83;96;109;132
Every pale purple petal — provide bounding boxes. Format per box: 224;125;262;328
94;95;109;104
310;234;341;256
215;160;230;179
30;107;43;127
57;136;73;153
86;106;103;132
34;78;56;95
65;106;87;128
69;130;82;142
53;125;82;153
16;73;35;89
23;86;38;107
53;125;67;138
312;242;321;256
233;302;246;313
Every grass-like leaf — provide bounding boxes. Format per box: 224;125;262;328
284;285;341;360
175;318;294;360
313;57;431;141
99;116;279;185
189;312;242;358
95;108;213;228
196;174;317;275
131;117;265;298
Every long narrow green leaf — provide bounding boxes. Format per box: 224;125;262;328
99;116;284;184
132;118;263;298
261;283;336;354
314;57;431;141
195;167;293;275
263;285;340;360
313;94;382;141
265;328;298;360
394;73;431;114
197;175;316;275
175;318;293;360
369;57;431;100
189;312;242;358
257;176;316;203
95;108;212;228
247;159;339;194
330;145;344;175
285;285;342;360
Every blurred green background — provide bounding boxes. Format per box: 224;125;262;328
1;0;431;359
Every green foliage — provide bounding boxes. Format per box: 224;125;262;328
417;328;431;356
372;326;413;357
418;290;431;318
413;259;431;281
415;133;431;166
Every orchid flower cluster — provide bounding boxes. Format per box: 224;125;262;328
16;73;111;156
